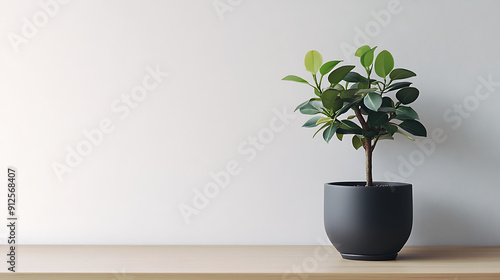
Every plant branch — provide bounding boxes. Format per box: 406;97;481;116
354;107;369;131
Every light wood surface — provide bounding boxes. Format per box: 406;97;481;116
0;245;499;279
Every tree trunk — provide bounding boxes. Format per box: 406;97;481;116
365;138;373;186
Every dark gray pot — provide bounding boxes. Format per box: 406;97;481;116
324;181;412;261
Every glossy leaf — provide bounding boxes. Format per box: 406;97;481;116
302;116;323;127
386;81;412;92
340;89;358;99
383;124;398;135
339;120;362;134
396;87;419;104
305;50;323;74
314;87;321;97
360;47;376;68
336;133;344;141
328;65;356;85
294;100;309;112
320;60;341;76
313;122;331;138
316;117;331;125
367;112;389;127
352;135;363;150
390;68;416;80
321;89;339;110
378;107;396;113
294;98;320;112
323;124;337;143
399;120;427;137
374;50;394;78
343;72;368;83
333;83;345;91
331;99;344;112
362;130;379;138
395;106;419;120
299;102;321;115
282;75;309;84
381;96;394;108
363;92;383;111
355;45;371;57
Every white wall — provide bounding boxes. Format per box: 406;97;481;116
0;0;499;245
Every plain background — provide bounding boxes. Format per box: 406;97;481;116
0;0;499;245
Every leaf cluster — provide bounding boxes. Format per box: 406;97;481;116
282;46;426;150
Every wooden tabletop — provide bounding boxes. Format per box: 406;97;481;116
1;245;499;279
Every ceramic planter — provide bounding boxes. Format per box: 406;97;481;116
324;181;412;261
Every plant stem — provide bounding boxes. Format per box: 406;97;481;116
365;138;373;187
354;107;373;187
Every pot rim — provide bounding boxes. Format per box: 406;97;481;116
325;181;411;188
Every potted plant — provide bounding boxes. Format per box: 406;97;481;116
282;46;426;261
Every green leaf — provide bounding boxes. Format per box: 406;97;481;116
335;98;362;118
352;135;363;150
355;45;371;57
294;98;320;112
396;87;419;104
305;50;323;74
383;124;398;135
390;68;416;80
386;81;412;92
328;65;356;85
282;75;309;84
378;107;396;113
399;120;427;137
395;106;419;120
367;112;389;127
360;47;376;68
314;87;321;97
299;102;321;115
347;115;356;120
343;72;368;83
323;124;337;143
363;92;383;111
316;117;331;125
374;50;394;78
340;89;359;99
381;96;394;108
313;122;331;138
302;116;323;127
331;99;343;113
339;120;362;134
336;133;344;141
321;89;339;110
333;83;345;91
356;88;377;95
319;60;341;76
341;120;362;130
294;100;309;112
362;130;378;138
